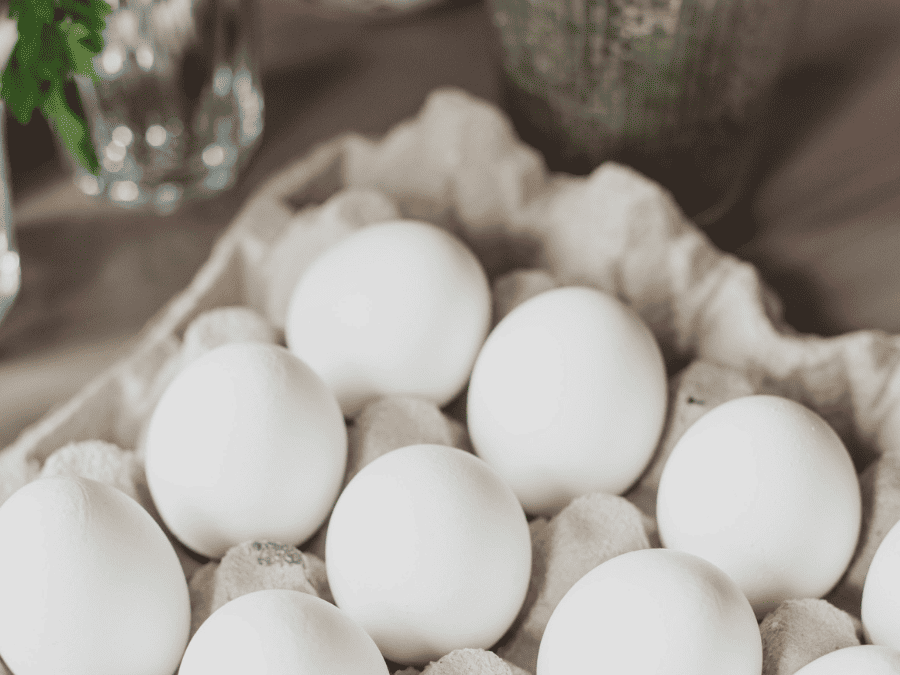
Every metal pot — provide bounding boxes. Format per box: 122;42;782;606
489;0;807;225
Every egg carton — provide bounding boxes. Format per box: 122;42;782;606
2;87;900;674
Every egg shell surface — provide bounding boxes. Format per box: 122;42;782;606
793;645;900;674
862;516;900;648
325;443;532;665
536;548;762;675
179;589;389;675
144;342;347;559
656;394;862;617
466;285;668;516
285;219;491;418
0;476;190;675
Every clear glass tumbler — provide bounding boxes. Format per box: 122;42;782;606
71;0;265;213
0;100;19;327
0;17;19;326
490;0;807;225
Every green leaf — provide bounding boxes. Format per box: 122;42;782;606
10;0;54;25
1;60;44;123
9;6;49;68
59;19;100;81
3;0;111;174
40;80;99;173
58;0;111;32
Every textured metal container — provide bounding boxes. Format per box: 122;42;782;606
490;0;806;224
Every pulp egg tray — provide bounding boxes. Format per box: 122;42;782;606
2;87;899;674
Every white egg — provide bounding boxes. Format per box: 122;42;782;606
536;548;761;675
862;517;900;648
285;219;491;418
145;342;347;559
325;444;531;665
793;645;900;674
0;476;190;675
179;589;389;675
656;394;861;617
466;286;667;516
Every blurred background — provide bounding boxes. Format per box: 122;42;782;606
1;0;900;447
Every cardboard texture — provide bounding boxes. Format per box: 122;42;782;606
2;87;899;668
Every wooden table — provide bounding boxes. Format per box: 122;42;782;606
1;0;899;448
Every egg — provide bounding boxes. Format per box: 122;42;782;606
792;645;900;674
325;444;531;665
466;285;667;516
536;548;762;675
0;476;190;675
179;589;389;674
862;517;900;648
284;219;491;418
656;394;861;617
144;342;347;559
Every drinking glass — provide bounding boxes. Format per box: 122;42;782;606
0;101;19;327
71;0;265;213
490;0;807;225
0;14;18;326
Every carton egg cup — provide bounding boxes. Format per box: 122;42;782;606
1;87;897;673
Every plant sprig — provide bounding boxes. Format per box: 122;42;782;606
2;0;112;173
